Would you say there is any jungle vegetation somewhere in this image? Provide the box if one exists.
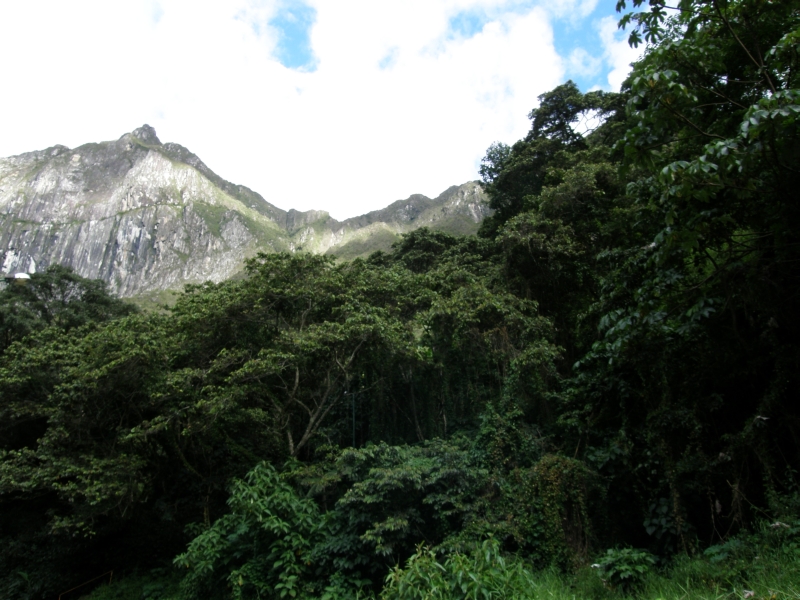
[2,0,799,597]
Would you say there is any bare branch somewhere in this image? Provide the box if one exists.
[664,103,726,139]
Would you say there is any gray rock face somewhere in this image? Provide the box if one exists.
[0,126,490,297]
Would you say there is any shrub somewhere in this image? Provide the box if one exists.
[381,538,537,599]
[174,462,322,599]
[592,547,656,590]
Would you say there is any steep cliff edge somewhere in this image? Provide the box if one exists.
[0,126,490,297]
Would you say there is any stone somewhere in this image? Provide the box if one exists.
[0,126,491,298]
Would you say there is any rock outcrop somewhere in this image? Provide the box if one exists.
[0,126,490,297]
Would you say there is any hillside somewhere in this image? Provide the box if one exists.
[2,0,800,597]
[0,126,489,296]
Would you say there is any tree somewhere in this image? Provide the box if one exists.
[565,0,800,550]
[0,264,136,352]
[479,81,624,235]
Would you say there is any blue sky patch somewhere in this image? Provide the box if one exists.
[378,47,399,70]
[552,13,606,91]
[442,2,618,91]
[150,1,164,25]
[269,1,317,71]
[447,9,491,39]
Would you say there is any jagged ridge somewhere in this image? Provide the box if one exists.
[0,126,490,297]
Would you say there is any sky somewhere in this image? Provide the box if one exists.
[0,0,641,220]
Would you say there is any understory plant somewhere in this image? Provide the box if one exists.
[381,538,537,600]
[174,461,323,599]
[592,547,657,591]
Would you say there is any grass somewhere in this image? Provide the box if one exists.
[559,554,800,600]
[82,562,800,600]
[81,570,180,600]
[83,528,800,600]
[529,527,800,600]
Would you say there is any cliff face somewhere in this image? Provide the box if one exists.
[321,182,491,260]
[0,126,490,297]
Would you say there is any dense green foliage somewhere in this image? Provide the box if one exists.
[84,521,800,600]
[0,264,137,352]
[381,539,537,599]
[2,0,799,597]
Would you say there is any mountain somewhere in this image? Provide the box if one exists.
[0,126,490,297]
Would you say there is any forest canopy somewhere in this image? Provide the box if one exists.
[2,0,799,598]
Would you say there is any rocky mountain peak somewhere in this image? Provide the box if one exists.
[131,124,162,146]
[0,128,490,299]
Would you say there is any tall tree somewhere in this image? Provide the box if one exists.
[0,265,136,352]
[566,0,800,550]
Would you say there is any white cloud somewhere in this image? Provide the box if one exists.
[0,1,629,220]
[598,15,643,91]
[567,47,603,78]
[544,0,600,20]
